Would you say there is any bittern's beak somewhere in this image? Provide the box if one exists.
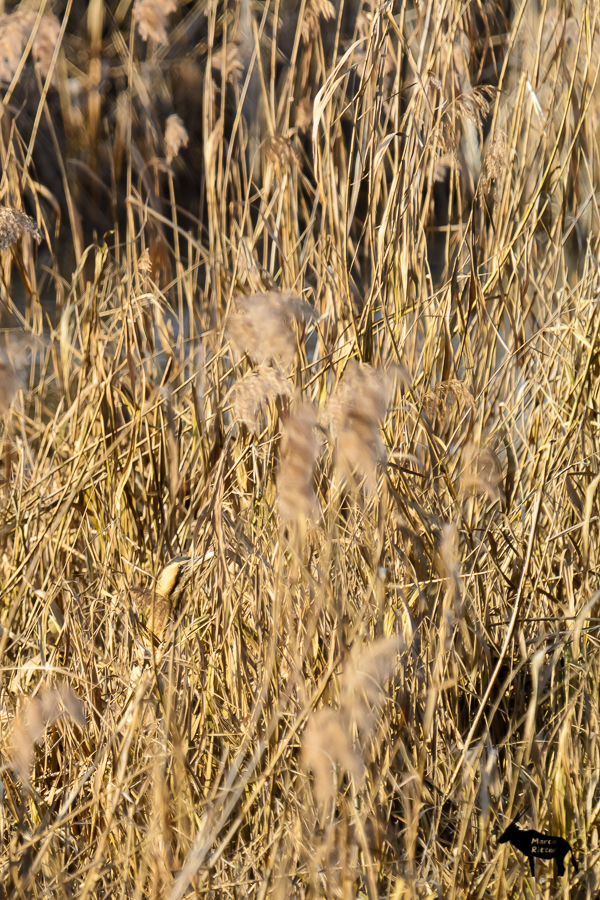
[179,546,214,582]
[186,546,215,570]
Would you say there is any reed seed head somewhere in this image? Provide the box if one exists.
[301,0,336,41]
[165,113,189,164]
[460,443,503,502]
[264,135,301,170]
[295,97,313,132]
[231,365,293,432]
[133,0,177,45]
[0,206,43,250]
[340,635,402,738]
[0,11,60,84]
[11,687,84,784]
[302,708,365,805]
[211,43,245,83]
[325,360,388,492]
[228,291,313,368]
[482,128,507,187]
[277,402,321,523]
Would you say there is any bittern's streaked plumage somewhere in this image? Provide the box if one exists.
[129,553,209,652]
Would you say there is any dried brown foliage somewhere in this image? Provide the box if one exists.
[0,0,599,897]
[455,86,497,129]
[426,379,475,424]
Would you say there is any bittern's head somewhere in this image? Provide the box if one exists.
[156,555,204,599]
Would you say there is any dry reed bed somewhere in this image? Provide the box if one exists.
[0,0,599,898]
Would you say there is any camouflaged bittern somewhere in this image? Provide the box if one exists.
[129,554,208,652]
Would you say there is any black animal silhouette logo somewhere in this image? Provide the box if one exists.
[498,809,578,878]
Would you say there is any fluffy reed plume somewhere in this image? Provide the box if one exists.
[11,686,84,784]
[0,11,60,84]
[427,71,443,93]
[0,331,46,415]
[425,378,475,424]
[325,361,388,492]
[301,0,336,41]
[137,247,152,275]
[211,43,245,83]
[295,97,313,132]
[230,365,293,432]
[302,708,365,805]
[454,86,497,129]
[0,13,29,83]
[482,128,506,188]
[228,291,313,368]
[277,402,321,523]
[479,742,499,821]
[133,0,177,45]
[303,636,401,805]
[0,206,43,250]
[439,522,459,577]
[148,756,175,883]
[460,444,503,502]
[439,522,460,601]
[164,114,189,164]
[340,635,403,738]
[0,354,27,415]
[32,13,61,81]
[264,135,301,170]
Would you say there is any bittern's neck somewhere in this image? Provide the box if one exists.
[156,568,181,598]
